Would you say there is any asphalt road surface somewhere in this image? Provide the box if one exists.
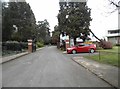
[2,46,112,87]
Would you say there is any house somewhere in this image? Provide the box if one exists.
[107,29,120,45]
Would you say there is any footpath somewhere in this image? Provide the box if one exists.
[72,56,119,89]
[1,48,43,64]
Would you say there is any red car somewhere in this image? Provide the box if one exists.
[67,43,96,54]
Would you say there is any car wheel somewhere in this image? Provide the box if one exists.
[90,49,95,53]
[72,50,77,54]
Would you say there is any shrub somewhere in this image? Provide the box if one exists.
[99,40,113,49]
[2,41,28,51]
[3,41,21,51]
[116,44,120,46]
[37,41,44,48]
[20,42,28,49]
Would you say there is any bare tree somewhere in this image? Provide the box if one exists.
[108,0,120,13]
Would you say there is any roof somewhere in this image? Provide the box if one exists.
[108,29,120,32]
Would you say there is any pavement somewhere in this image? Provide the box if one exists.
[72,56,119,89]
[2,46,112,87]
[1,47,43,64]
[1,46,119,88]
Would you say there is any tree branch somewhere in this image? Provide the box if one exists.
[110,1,120,7]
[108,0,120,8]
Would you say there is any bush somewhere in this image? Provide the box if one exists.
[2,41,20,51]
[99,40,113,49]
[37,41,44,48]
[2,41,28,51]
[20,42,28,49]
[116,44,120,46]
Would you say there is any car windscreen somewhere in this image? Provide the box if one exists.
[77,44,90,47]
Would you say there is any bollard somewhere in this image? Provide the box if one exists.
[66,39,69,50]
[28,39,33,53]
[65,35,70,50]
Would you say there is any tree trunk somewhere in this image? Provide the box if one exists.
[74,37,77,45]
[89,29,101,42]
[88,29,113,49]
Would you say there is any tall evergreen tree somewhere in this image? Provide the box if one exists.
[58,1,92,44]
[37,19,51,44]
[2,1,36,42]
[51,25,60,44]
[0,0,2,42]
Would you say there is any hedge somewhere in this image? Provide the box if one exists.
[2,41,28,51]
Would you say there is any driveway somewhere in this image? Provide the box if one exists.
[66,51,98,58]
[2,46,112,87]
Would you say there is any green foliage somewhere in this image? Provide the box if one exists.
[84,46,119,67]
[2,2,36,42]
[84,52,119,67]
[37,19,51,44]
[0,1,2,38]
[51,25,60,44]
[57,2,92,43]
[97,46,119,53]
[36,41,44,48]
[2,41,28,56]
[20,42,28,49]
[116,44,120,46]
[36,37,44,48]
[2,41,28,51]
[52,25,60,38]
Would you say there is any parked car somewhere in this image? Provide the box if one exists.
[67,43,96,54]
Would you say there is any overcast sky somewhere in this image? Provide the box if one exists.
[26,0,59,31]
[24,0,118,39]
[87,0,118,39]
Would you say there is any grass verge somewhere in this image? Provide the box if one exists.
[84,46,119,67]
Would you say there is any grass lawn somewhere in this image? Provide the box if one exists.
[97,46,119,53]
[84,46,119,67]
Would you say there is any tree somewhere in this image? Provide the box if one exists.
[2,2,13,41]
[2,1,37,42]
[107,0,120,13]
[57,1,92,44]
[57,1,113,49]
[108,0,120,8]
[51,25,60,45]
[0,0,2,42]
[37,19,51,44]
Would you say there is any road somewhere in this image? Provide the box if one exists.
[2,46,112,87]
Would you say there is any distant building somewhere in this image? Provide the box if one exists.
[9,0,25,2]
[59,0,86,2]
[107,29,120,45]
